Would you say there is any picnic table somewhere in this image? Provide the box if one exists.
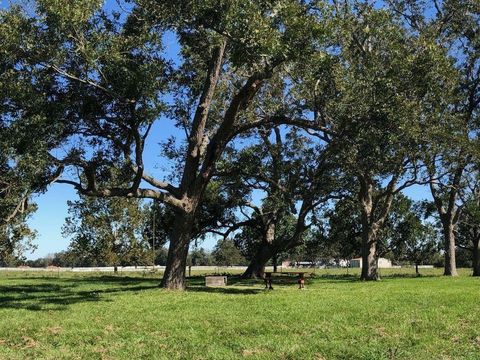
[264,271,309,290]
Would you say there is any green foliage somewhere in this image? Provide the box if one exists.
[223,125,339,269]
[62,196,152,266]
[1,0,170,190]
[389,201,440,268]
[0,220,36,266]
[330,7,452,178]
[236,213,298,260]
[144,180,239,244]
[456,184,480,255]
[187,246,213,266]
[139,0,324,67]
[321,197,363,261]
[212,238,246,266]
[318,194,442,267]
[287,227,329,265]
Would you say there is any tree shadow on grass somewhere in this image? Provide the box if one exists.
[310,274,361,283]
[62,275,163,287]
[187,286,263,295]
[185,275,261,294]
[5,274,162,284]
[307,272,439,283]
[0,278,159,312]
[186,274,310,294]
[187,274,277,287]
[380,273,439,279]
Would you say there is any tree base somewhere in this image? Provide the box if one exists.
[443,270,458,277]
[240,271,264,280]
[160,275,187,290]
[360,274,380,281]
[160,280,186,290]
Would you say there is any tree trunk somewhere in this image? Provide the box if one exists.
[273,254,278,273]
[242,220,276,279]
[241,244,274,279]
[160,214,194,290]
[360,227,379,281]
[358,175,380,281]
[442,219,458,276]
[472,237,480,277]
[415,263,419,276]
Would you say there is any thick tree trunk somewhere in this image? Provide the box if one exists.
[242,221,276,279]
[441,219,458,276]
[358,175,380,281]
[429,162,466,277]
[472,238,480,277]
[160,214,194,290]
[241,244,274,279]
[360,227,379,281]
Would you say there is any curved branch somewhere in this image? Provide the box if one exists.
[230,115,336,142]
[55,179,186,210]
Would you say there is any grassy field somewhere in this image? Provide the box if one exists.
[0,268,479,360]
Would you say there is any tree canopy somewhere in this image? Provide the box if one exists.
[1,0,479,287]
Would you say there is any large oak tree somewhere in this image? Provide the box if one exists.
[2,0,330,289]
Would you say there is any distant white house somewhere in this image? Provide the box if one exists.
[349,257,392,268]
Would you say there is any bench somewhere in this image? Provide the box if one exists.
[264,272,308,290]
[205,276,227,287]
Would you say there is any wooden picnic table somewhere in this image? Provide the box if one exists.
[264,271,310,290]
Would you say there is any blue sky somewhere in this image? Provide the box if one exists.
[3,0,434,259]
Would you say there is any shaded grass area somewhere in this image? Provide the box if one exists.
[0,269,479,359]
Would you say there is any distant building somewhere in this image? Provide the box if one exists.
[282,260,319,268]
[349,257,392,268]
[282,259,350,268]
[295,261,316,268]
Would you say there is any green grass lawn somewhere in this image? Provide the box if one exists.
[0,268,479,359]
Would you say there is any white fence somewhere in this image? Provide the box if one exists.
[0,265,433,273]
[0,266,252,273]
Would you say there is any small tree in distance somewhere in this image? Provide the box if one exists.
[212,238,246,267]
[391,203,440,276]
[62,196,152,267]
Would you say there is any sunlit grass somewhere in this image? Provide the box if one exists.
[0,268,478,359]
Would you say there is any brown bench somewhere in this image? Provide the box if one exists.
[264,272,308,290]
